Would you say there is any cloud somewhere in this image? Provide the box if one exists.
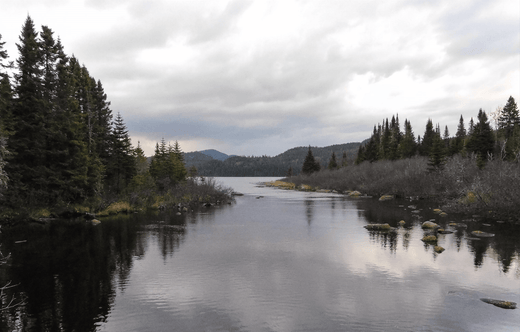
[1,0,518,156]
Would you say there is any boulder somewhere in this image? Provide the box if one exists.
[434,246,445,253]
[348,191,362,197]
[422,221,440,229]
[422,235,437,243]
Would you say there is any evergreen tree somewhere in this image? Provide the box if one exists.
[379,119,391,159]
[355,144,365,165]
[340,151,348,167]
[388,115,401,160]
[328,152,338,170]
[467,109,494,168]
[286,166,293,177]
[302,146,320,174]
[108,112,136,193]
[398,119,416,158]
[450,115,466,156]
[498,96,519,139]
[7,16,51,204]
[427,132,446,172]
[419,119,435,156]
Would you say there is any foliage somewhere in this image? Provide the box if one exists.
[301,146,321,174]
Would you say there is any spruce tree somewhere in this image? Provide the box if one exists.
[427,132,446,172]
[328,152,338,170]
[498,96,519,139]
[302,146,320,174]
[398,119,416,158]
[419,119,435,156]
[108,112,136,193]
[341,151,348,167]
[7,16,51,204]
[451,115,466,156]
[467,109,494,168]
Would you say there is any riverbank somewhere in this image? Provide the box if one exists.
[269,156,520,223]
[0,177,234,225]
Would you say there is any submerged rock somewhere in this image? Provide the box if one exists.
[449,222,468,228]
[422,221,440,229]
[379,194,394,201]
[364,223,395,231]
[480,298,517,309]
[422,235,437,243]
[471,230,495,238]
[437,229,454,234]
[434,246,445,253]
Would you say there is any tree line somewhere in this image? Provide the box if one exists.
[0,16,188,212]
[352,98,519,170]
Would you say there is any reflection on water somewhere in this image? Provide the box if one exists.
[0,177,519,332]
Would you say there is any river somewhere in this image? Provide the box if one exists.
[0,177,519,331]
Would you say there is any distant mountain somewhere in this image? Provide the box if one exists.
[184,142,363,177]
[199,149,233,161]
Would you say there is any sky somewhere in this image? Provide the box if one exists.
[1,0,519,157]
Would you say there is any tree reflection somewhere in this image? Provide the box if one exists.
[0,213,158,331]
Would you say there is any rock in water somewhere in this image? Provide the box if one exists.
[480,298,517,309]
[422,221,440,229]
[471,230,495,238]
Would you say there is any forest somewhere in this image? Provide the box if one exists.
[292,99,520,219]
[185,142,361,177]
[0,16,230,222]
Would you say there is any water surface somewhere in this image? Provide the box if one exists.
[0,177,519,331]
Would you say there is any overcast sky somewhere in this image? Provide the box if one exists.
[1,0,519,156]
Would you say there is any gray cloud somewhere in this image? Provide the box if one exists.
[1,0,518,156]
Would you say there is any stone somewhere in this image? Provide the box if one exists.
[422,221,440,229]
[480,298,517,309]
[471,230,495,238]
[364,223,395,231]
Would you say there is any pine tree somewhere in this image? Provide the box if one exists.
[427,132,446,172]
[398,119,416,158]
[7,16,51,204]
[498,96,519,139]
[302,146,320,174]
[341,151,348,167]
[419,119,435,156]
[467,109,494,168]
[328,152,338,170]
[450,115,466,156]
[108,112,136,193]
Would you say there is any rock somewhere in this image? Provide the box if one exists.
[364,223,395,231]
[256,196,264,199]
[433,209,442,214]
[449,222,467,228]
[422,235,437,243]
[471,230,495,238]
[348,191,362,197]
[480,298,517,309]
[408,205,417,209]
[91,219,101,225]
[399,220,406,225]
[437,229,454,234]
[434,246,445,253]
[379,195,394,201]
[411,210,421,214]
[439,212,448,217]
[422,221,440,229]
[482,223,491,227]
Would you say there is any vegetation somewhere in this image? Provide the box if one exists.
[0,17,231,222]
[286,99,520,220]
[185,143,361,176]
